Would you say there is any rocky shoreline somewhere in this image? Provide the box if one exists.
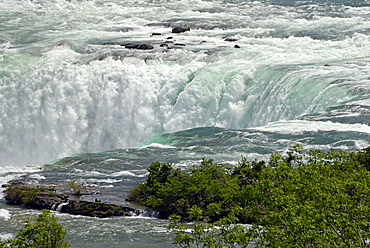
[2,181,144,218]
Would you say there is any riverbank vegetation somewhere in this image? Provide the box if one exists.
[129,145,370,247]
[0,210,70,248]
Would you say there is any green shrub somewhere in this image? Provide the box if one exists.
[0,209,70,248]
[131,146,370,247]
[68,180,85,196]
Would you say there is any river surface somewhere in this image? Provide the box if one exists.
[1,0,370,246]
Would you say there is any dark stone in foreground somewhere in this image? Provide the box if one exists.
[3,182,141,218]
[172,27,190,33]
[60,201,135,218]
[123,43,154,50]
[225,37,239,42]
[99,42,154,50]
[100,42,120,46]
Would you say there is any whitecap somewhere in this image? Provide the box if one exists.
[111,170,147,177]
[139,143,176,149]
[84,178,122,184]
[252,120,370,135]
[101,185,114,188]
[0,164,42,175]
[28,174,46,180]
[0,233,13,240]
[0,209,11,221]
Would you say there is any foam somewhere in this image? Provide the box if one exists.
[111,171,148,178]
[139,143,176,149]
[84,178,122,184]
[28,174,46,180]
[0,233,13,240]
[0,165,42,198]
[251,120,370,135]
[0,165,42,175]
[0,209,11,221]
[1,0,370,167]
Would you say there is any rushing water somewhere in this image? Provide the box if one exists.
[1,0,370,247]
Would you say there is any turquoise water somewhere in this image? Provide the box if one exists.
[1,0,370,246]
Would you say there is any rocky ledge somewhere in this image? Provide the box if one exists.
[2,181,142,218]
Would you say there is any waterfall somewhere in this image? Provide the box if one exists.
[140,209,160,218]
[56,201,70,212]
[0,49,351,167]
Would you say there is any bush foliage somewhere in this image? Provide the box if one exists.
[129,145,370,247]
[0,209,70,248]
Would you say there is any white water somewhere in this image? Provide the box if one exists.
[253,120,370,135]
[0,2,370,247]
[0,209,11,221]
[1,0,370,166]
[56,202,70,212]
[2,44,369,166]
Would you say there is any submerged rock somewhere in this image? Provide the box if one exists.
[122,43,154,50]
[224,37,239,42]
[3,181,142,218]
[100,42,120,46]
[172,27,190,33]
[100,42,154,50]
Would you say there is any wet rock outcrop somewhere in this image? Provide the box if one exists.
[3,181,141,218]
[172,26,190,33]
[99,42,154,50]
[123,43,154,50]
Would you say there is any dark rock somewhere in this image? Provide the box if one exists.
[174,43,186,46]
[225,38,239,42]
[3,181,142,218]
[4,183,67,210]
[234,45,241,48]
[151,33,162,36]
[122,43,136,48]
[160,43,169,47]
[172,27,190,33]
[324,64,330,67]
[60,200,136,218]
[100,42,120,46]
[109,27,133,32]
[167,46,184,50]
[136,44,154,50]
[167,36,173,39]
[122,43,154,50]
